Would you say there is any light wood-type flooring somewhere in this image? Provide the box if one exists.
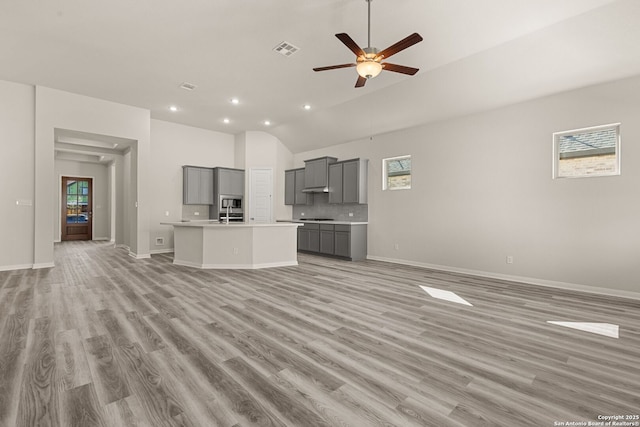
[1,241,639,426]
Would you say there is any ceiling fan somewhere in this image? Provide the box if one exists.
[313,0,423,88]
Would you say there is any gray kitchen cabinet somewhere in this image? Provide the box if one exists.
[183,166,214,205]
[285,168,311,205]
[294,168,311,205]
[308,227,320,252]
[334,226,351,257]
[215,167,244,195]
[298,223,319,252]
[328,158,368,204]
[328,163,343,204]
[284,170,295,205]
[304,156,337,189]
[297,226,309,251]
[297,222,367,261]
[319,224,335,254]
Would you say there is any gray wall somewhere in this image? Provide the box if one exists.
[294,74,640,296]
[0,81,35,269]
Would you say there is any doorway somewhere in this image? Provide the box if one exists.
[61,176,93,241]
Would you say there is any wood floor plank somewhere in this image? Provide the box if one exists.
[2,241,639,426]
[223,356,329,427]
[16,316,58,427]
[84,334,131,405]
[115,342,186,427]
[146,312,287,426]
[60,382,107,427]
[55,328,92,391]
[0,314,29,427]
[148,348,239,427]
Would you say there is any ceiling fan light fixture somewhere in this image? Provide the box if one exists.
[356,60,382,79]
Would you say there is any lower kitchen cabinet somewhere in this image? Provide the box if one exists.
[297,223,367,261]
[319,224,335,254]
[334,228,350,257]
[298,223,319,252]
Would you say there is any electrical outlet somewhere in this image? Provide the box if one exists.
[506,256,514,264]
[165,211,170,216]
[233,247,239,255]
[301,212,305,216]
[394,243,400,250]
[194,211,200,216]
[349,212,354,217]
[155,237,164,246]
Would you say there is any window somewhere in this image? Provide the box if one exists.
[553,123,620,179]
[383,155,411,190]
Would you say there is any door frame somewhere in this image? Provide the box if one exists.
[60,175,94,241]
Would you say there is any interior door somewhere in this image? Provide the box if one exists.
[62,177,93,241]
[249,168,272,223]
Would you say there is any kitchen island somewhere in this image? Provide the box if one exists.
[162,221,301,269]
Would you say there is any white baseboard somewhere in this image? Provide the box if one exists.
[32,262,55,269]
[173,259,298,270]
[93,237,110,241]
[367,255,640,301]
[150,248,174,255]
[0,263,33,272]
[128,251,151,260]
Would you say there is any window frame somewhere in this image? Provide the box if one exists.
[552,123,621,179]
[382,155,412,191]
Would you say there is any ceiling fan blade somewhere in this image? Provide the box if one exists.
[382,63,419,75]
[336,33,365,57]
[376,33,423,60]
[355,75,367,88]
[313,63,357,72]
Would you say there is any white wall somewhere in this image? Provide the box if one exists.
[149,119,235,252]
[34,86,151,264]
[235,131,294,221]
[54,160,110,241]
[294,75,640,296]
[0,81,35,270]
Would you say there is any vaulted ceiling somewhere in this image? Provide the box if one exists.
[2,0,639,154]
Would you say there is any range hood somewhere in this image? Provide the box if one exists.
[302,186,328,193]
[302,156,337,194]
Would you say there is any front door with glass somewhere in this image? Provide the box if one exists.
[61,177,93,241]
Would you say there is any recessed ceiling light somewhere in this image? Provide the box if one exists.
[230,98,239,105]
[263,120,271,126]
[180,82,197,91]
[303,104,311,111]
[223,118,230,124]
[169,105,178,112]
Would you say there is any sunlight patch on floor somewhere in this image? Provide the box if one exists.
[420,286,473,306]
[547,321,619,338]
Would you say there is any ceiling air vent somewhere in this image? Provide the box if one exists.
[180,82,197,91]
[273,41,300,57]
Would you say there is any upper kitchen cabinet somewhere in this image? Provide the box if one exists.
[328,158,368,204]
[285,168,312,205]
[304,156,337,191]
[214,167,244,196]
[183,166,214,205]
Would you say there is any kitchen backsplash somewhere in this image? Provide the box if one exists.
[182,204,210,221]
[292,193,368,221]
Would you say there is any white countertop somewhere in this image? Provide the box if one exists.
[279,219,369,225]
[162,221,301,228]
